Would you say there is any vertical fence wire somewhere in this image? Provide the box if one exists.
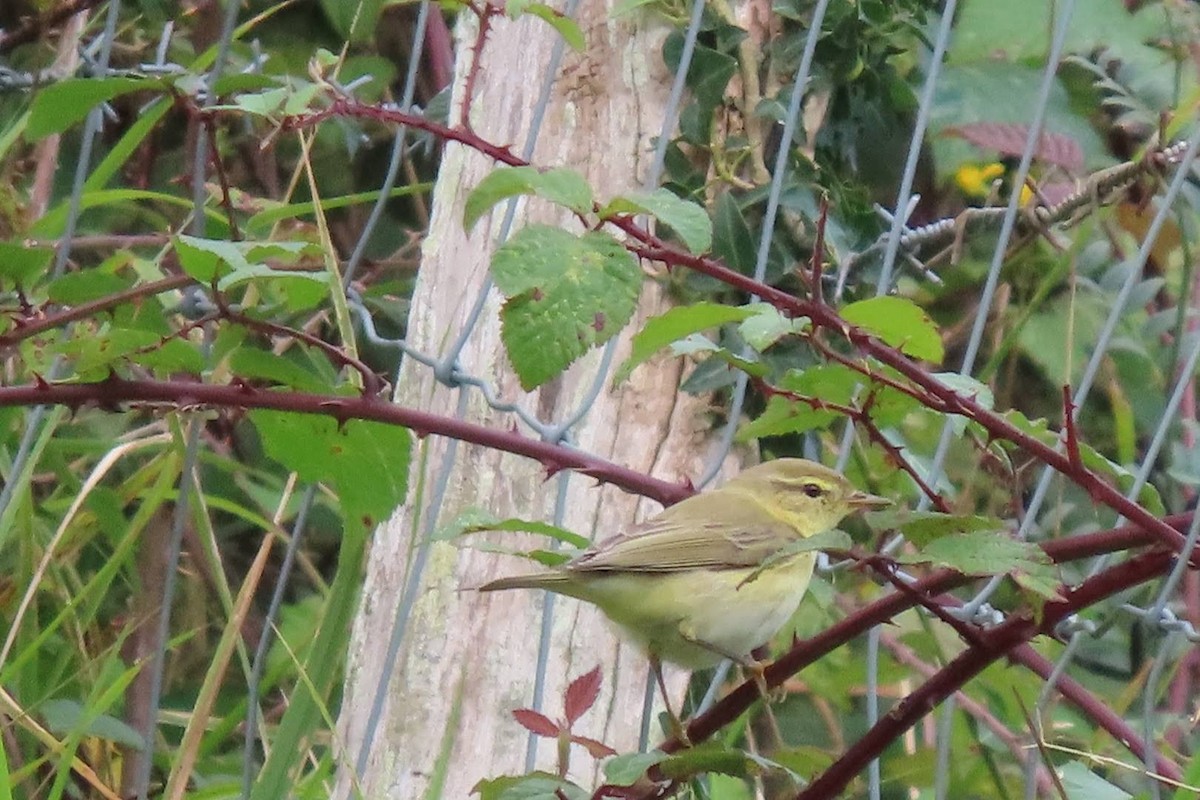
[833,4,960,792]
[135,0,245,796]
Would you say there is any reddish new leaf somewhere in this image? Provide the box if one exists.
[571,734,617,759]
[563,665,603,725]
[512,708,560,737]
[944,123,1084,173]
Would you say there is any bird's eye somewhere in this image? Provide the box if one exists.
[802,483,824,498]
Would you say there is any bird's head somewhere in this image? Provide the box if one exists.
[731,458,889,536]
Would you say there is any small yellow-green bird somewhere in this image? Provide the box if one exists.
[479,458,887,733]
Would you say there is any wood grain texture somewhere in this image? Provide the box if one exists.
[334,3,743,798]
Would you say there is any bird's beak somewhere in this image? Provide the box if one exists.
[847,490,890,510]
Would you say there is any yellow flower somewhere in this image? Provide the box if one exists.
[955,162,1035,205]
[954,162,1005,198]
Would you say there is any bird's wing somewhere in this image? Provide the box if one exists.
[568,492,795,573]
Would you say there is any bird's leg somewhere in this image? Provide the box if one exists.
[748,644,789,704]
[741,658,772,702]
[650,655,691,746]
[678,631,772,700]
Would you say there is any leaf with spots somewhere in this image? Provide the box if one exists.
[492,225,642,390]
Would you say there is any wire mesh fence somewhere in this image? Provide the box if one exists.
[2,0,1200,799]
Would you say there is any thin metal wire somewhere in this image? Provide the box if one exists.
[1022,632,1087,800]
[922,0,1079,514]
[341,2,432,286]
[437,0,583,380]
[133,401,206,800]
[865,625,881,800]
[134,0,243,795]
[353,390,468,778]
[243,484,316,799]
[1013,128,1200,799]
[831,7,959,794]
[870,0,959,297]
[1140,628,1180,800]
[933,695,956,800]
[526,470,574,769]
[10,2,1200,796]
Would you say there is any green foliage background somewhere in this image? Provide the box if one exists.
[2,0,1200,798]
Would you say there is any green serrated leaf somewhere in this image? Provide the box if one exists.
[175,237,324,310]
[600,188,712,254]
[663,37,737,113]
[28,77,155,140]
[604,751,667,786]
[738,303,808,351]
[319,0,384,42]
[250,411,410,532]
[46,271,135,304]
[472,772,588,800]
[60,328,160,377]
[841,296,943,363]
[897,529,1056,583]
[133,338,205,374]
[492,225,641,389]
[669,335,766,377]
[518,3,585,50]
[778,364,859,403]
[0,242,54,286]
[615,301,757,383]
[1057,761,1133,800]
[1012,565,1064,604]
[736,396,838,442]
[464,167,594,232]
[865,510,1007,547]
[932,372,994,409]
[175,236,251,281]
[217,263,329,312]
[931,372,995,434]
[712,191,756,275]
[659,742,763,781]
[225,82,322,118]
[229,348,334,392]
[1001,409,1165,515]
